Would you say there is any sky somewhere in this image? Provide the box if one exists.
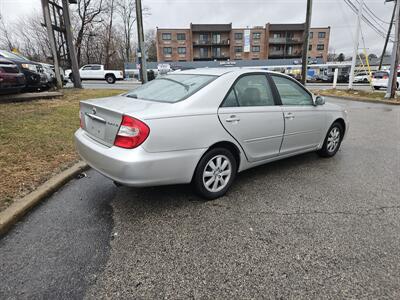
[0,0,395,56]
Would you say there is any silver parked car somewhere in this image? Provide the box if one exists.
[75,68,348,199]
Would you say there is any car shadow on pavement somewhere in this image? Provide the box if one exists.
[112,151,328,214]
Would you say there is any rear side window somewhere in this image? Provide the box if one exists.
[222,74,275,107]
[271,75,313,106]
[125,74,217,103]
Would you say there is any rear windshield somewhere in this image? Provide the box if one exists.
[374,71,388,78]
[125,74,217,103]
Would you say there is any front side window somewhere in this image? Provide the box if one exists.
[222,74,275,107]
[177,33,186,40]
[82,66,92,70]
[163,47,172,55]
[125,74,217,103]
[162,33,171,40]
[271,75,313,105]
[252,46,260,52]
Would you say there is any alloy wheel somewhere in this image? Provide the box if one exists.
[202,154,232,193]
[327,127,340,152]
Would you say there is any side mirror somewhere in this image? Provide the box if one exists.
[314,95,325,106]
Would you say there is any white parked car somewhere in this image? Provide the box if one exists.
[65,64,123,84]
[353,71,372,83]
[75,68,348,199]
[372,71,400,90]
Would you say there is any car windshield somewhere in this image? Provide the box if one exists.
[0,50,28,61]
[125,74,217,103]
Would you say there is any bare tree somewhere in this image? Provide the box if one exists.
[117,0,149,63]
[0,12,17,51]
[104,0,116,68]
[145,29,157,62]
[74,0,105,65]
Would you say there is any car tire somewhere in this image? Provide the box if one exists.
[105,74,116,84]
[317,122,344,158]
[373,86,380,90]
[192,148,237,200]
[363,78,368,83]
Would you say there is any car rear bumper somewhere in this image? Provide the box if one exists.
[75,128,206,187]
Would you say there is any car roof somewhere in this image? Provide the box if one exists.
[172,67,269,76]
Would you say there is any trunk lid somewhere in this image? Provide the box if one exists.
[80,95,172,146]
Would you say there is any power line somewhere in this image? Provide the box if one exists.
[345,0,388,35]
[344,0,390,40]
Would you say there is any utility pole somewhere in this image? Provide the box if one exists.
[349,0,363,89]
[385,0,400,99]
[41,0,63,89]
[301,0,313,85]
[135,0,148,83]
[61,0,82,88]
[379,0,396,70]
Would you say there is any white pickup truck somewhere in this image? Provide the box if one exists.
[65,64,123,84]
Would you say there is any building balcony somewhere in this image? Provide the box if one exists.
[193,40,230,46]
[193,55,230,61]
[269,37,303,44]
[268,50,302,58]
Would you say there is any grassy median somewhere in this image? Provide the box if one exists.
[0,88,126,212]
[312,88,400,104]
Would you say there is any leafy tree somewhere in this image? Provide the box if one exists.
[337,53,345,62]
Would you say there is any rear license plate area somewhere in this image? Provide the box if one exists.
[85,116,106,140]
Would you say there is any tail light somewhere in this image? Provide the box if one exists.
[383,75,388,79]
[114,115,150,149]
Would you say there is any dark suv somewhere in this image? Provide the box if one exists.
[0,57,26,94]
[0,50,47,91]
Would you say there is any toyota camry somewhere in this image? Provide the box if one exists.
[75,68,348,199]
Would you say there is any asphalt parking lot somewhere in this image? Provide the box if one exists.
[0,98,399,299]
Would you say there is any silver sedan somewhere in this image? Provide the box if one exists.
[75,68,348,199]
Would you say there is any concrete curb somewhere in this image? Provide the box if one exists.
[0,161,88,236]
[318,93,400,105]
[0,91,63,104]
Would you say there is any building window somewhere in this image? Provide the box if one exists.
[162,33,171,40]
[212,47,221,57]
[163,47,172,55]
[235,32,243,40]
[235,46,242,53]
[317,44,324,50]
[253,32,261,39]
[273,45,282,51]
[318,32,326,39]
[309,44,312,51]
[273,33,282,38]
[178,47,186,54]
[252,46,260,52]
[199,34,209,43]
[177,33,186,40]
[309,32,313,39]
[199,47,208,58]
[286,32,294,38]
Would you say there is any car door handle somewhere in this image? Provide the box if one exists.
[284,113,295,120]
[225,115,240,123]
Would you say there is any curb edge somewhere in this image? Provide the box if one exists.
[0,161,88,236]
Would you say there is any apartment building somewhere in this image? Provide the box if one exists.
[309,27,331,62]
[156,23,330,63]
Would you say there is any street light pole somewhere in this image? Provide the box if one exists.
[135,0,148,83]
[41,0,63,89]
[301,0,313,85]
[385,0,400,99]
[348,0,363,90]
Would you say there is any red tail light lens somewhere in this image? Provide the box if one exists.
[383,75,388,79]
[114,115,150,149]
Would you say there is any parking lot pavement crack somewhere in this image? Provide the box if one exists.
[248,205,400,218]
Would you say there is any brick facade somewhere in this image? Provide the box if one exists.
[156,24,330,63]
